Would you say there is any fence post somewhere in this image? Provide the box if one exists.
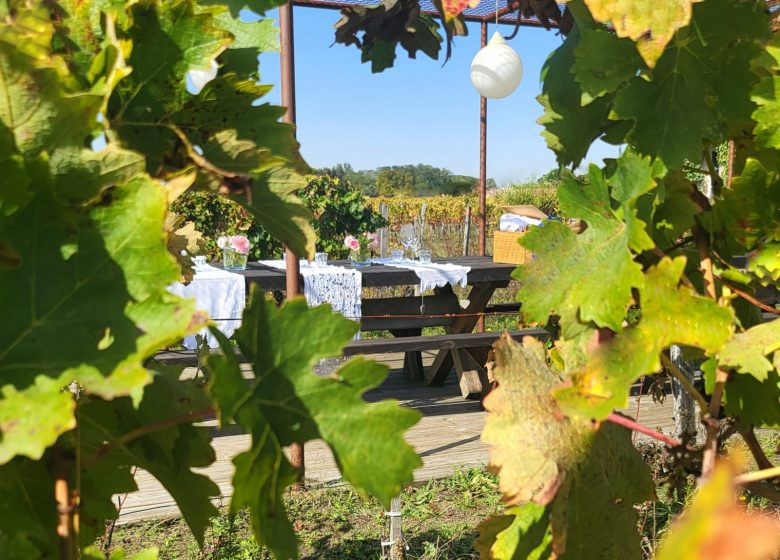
[382,495,404,559]
[463,206,472,257]
[379,202,389,258]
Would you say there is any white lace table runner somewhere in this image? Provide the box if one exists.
[168,264,246,349]
[371,258,471,292]
[258,260,362,323]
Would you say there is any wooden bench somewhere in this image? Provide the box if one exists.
[343,328,549,399]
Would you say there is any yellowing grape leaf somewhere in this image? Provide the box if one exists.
[581,0,700,68]
[482,335,587,504]
[476,503,552,560]
[516,154,657,333]
[555,257,734,420]
[719,319,780,381]
[482,336,655,558]
[752,38,780,151]
[654,458,780,560]
[208,297,421,559]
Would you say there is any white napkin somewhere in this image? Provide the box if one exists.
[499,213,543,232]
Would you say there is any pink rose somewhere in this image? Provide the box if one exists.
[344,235,359,251]
[230,235,251,254]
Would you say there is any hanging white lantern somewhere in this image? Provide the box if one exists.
[470,31,523,99]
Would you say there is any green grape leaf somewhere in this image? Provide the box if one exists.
[720,369,780,429]
[612,0,768,168]
[212,11,278,51]
[752,38,780,150]
[208,298,421,559]
[50,144,146,204]
[651,171,700,247]
[582,0,698,68]
[79,371,218,546]
[516,154,657,332]
[482,336,654,558]
[83,546,160,560]
[0,458,58,559]
[555,257,734,420]
[0,173,203,461]
[537,20,613,168]
[572,28,643,105]
[475,503,552,560]
[201,0,288,16]
[654,458,780,560]
[748,241,780,285]
[718,319,780,381]
[0,377,75,464]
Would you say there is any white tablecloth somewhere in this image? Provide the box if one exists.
[168,264,245,349]
[371,258,471,292]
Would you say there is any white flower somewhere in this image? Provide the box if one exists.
[217,236,229,249]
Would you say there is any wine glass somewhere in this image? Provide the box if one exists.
[399,224,416,259]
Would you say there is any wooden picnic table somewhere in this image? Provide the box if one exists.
[233,256,518,389]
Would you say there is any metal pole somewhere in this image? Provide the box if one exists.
[477,21,488,334]
[279,0,305,484]
[478,21,488,258]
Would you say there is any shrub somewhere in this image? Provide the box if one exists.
[171,175,387,261]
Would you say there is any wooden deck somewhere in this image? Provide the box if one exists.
[118,351,677,524]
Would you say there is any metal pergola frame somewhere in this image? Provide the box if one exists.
[277,0,555,477]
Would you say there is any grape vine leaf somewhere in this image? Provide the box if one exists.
[83,546,160,560]
[572,28,643,105]
[208,297,421,559]
[555,257,734,420]
[581,0,699,68]
[612,0,768,169]
[704,360,780,429]
[78,370,219,547]
[654,457,780,560]
[0,175,203,462]
[752,37,780,151]
[475,503,552,560]
[0,377,75,464]
[537,16,613,168]
[718,319,780,381]
[482,335,655,558]
[516,154,657,333]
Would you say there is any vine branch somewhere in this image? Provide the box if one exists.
[740,427,775,470]
[83,407,214,469]
[719,279,780,315]
[735,466,780,485]
[606,413,683,448]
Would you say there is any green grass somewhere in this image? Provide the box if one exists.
[102,467,504,560]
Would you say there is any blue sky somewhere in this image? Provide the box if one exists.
[255,9,621,185]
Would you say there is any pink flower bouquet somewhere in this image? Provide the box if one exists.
[344,232,377,266]
[218,235,251,271]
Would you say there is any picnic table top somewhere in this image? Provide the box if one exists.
[231,256,517,290]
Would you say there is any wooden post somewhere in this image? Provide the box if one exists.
[279,0,304,485]
[463,206,472,257]
[382,496,404,559]
[379,202,389,257]
[419,202,427,251]
[478,20,488,258]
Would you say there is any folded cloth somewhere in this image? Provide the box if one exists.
[168,264,246,349]
[259,260,362,323]
[499,213,543,232]
[371,258,470,292]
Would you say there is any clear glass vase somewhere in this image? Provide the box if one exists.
[350,249,371,268]
[223,248,248,271]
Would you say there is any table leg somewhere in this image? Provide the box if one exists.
[426,282,504,386]
[451,348,490,400]
[390,328,424,381]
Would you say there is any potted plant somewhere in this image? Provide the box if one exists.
[344,232,377,267]
[218,234,251,271]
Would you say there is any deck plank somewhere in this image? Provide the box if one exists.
[117,351,676,525]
